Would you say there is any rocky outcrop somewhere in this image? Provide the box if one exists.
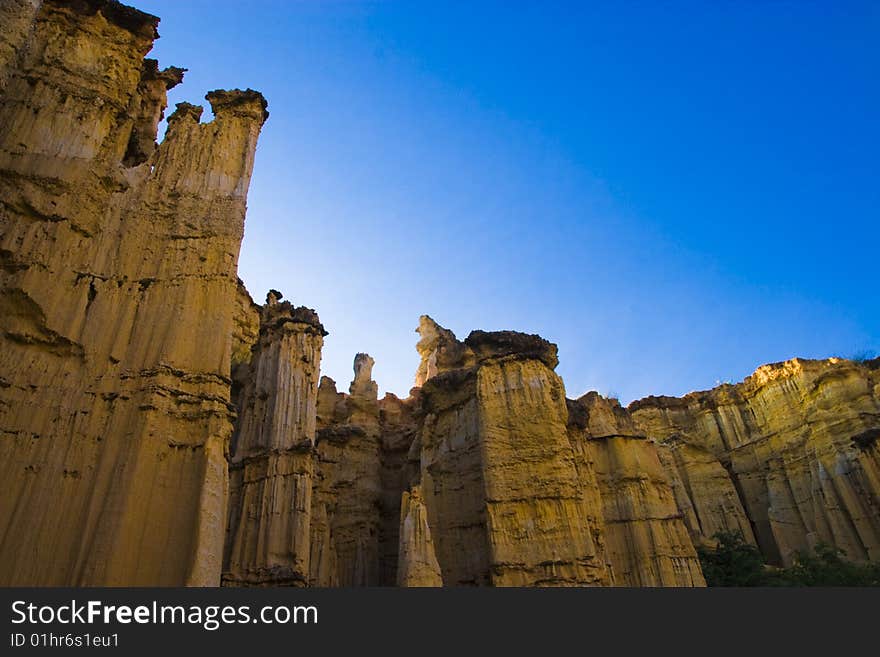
[309,359,427,587]
[0,0,40,91]
[656,438,757,551]
[0,0,267,585]
[566,393,706,586]
[309,354,384,586]
[410,324,613,586]
[2,0,877,589]
[231,278,259,369]
[414,315,472,386]
[583,435,706,586]
[396,485,443,586]
[630,357,880,566]
[223,295,325,586]
[376,391,423,584]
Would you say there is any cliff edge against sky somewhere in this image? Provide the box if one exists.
[0,0,877,587]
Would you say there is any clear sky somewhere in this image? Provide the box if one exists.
[138,0,878,403]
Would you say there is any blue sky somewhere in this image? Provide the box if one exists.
[138,0,878,403]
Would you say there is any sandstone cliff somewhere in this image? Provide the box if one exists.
[309,354,384,586]
[566,393,705,586]
[224,294,325,586]
[0,0,267,585]
[1,0,877,588]
[629,357,880,566]
[391,321,707,586]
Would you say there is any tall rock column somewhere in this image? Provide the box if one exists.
[413,321,611,586]
[309,353,383,585]
[0,0,267,585]
[416,363,491,585]
[468,331,610,586]
[397,485,443,586]
[224,296,326,586]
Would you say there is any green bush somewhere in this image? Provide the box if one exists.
[697,530,766,586]
[697,530,880,587]
[766,543,880,586]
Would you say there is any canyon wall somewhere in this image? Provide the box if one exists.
[224,312,880,586]
[0,0,266,585]
[223,295,325,586]
[218,312,712,587]
[629,358,880,566]
[382,319,706,586]
[566,393,705,586]
[418,328,612,586]
[1,0,877,587]
[309,354,384,586]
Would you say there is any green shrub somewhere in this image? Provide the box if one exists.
[697,530,766,586]
[765,543,880,586]
[697,530,880,587]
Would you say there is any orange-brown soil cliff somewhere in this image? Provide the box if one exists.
[0,0,877,587]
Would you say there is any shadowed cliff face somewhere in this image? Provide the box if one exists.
[224,295,325,587]
[0,0,267,585]
[1,0,877,588]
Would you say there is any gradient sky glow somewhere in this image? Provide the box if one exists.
[137,0,878,403]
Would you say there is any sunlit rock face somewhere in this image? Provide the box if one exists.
[414,314,473,387]
[405,323,614,586]
[0,0,267,585]
[396,485,443,586]
[1,0,877,589]
[629,357,880,566]
[565,393,706,586]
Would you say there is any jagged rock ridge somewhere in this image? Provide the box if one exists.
[0,0,877,587]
